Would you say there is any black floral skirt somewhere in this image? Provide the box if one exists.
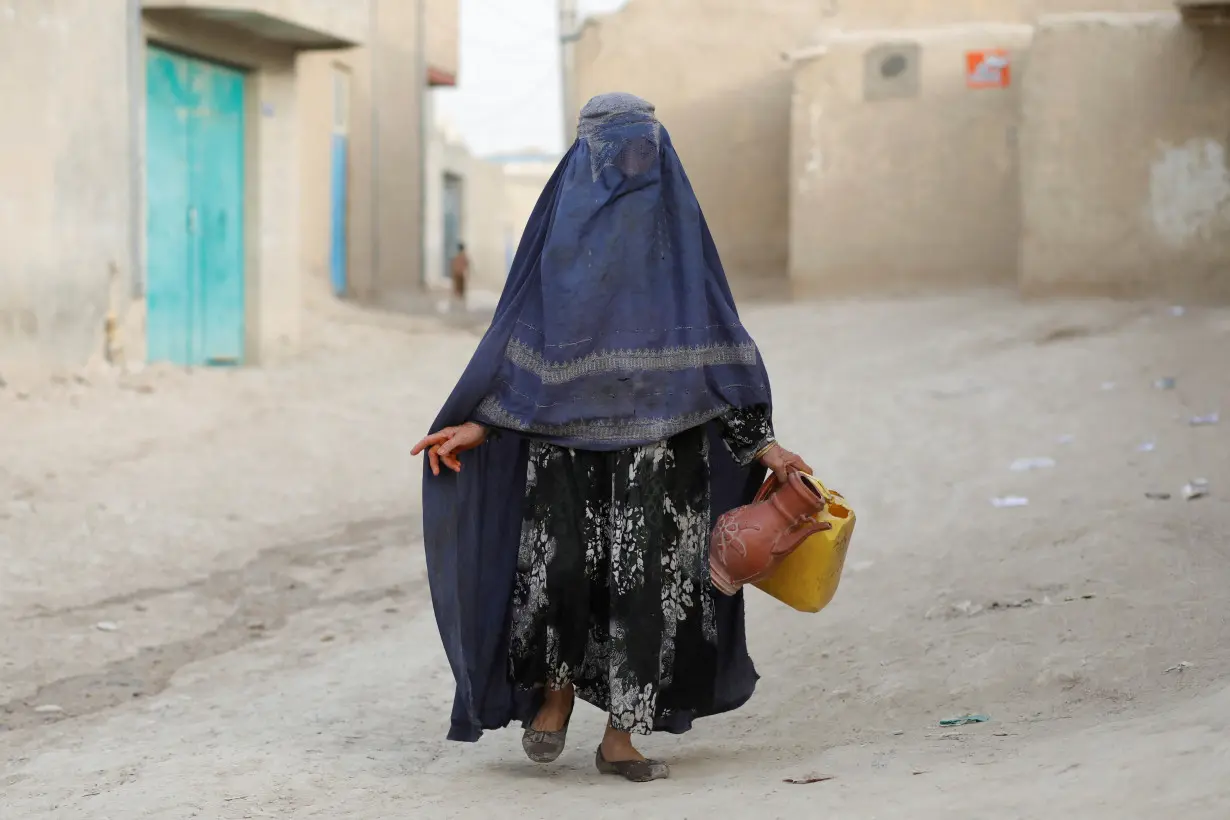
[507,425,720,734]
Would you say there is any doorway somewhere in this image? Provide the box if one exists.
[145,45,246,366]
[442,173,464,281]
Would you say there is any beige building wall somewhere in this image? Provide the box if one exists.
[1032,0,1171,13]
[421,147,561,304]
[369,0,426,310]
[142,0,368,42]
[789,24,1033,295]
[299,0,452,311]
[425,0,459,82]
[298,47,373,305]
[574,0,833,288]
[422,96,457,290]
[1019,12,1230,301]
[455,156,508,295]
[501,159,558,261]
[0,0,376,373]
[578,0,1179,295]
[573,0,1035,289]
[0,0,134,373]
[421,103,508,298]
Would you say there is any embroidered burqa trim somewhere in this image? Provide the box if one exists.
[504,337,759,385]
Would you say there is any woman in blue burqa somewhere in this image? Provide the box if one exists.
[412,93,809,783]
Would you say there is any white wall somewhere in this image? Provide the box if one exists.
[1019,12,1230,300]
[789,24,1032,295]
[422,95,542,302]
[0,0,134,373]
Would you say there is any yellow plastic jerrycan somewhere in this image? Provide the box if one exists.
[752,473,856,613]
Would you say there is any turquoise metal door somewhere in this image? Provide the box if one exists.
[329,67,349,297]
[192,59,245,365]
[145,46,245,366]
[145,49,192,365]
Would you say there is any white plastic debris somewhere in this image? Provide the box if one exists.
[1189,413,1220,427]
[1170,306,1186,317]
[953,600,982,616]
[991,496,1030,508]
[1164,662,1192,674]
[1010,457,1056,472]
[1137,441,1156,453]
[34,704,64,714]
[1100,382,1117,391]
[95,621,119,632]
[1183,479,1209,501]
[1057,434,1075,445]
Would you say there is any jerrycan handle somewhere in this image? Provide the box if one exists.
[797,472,836,504]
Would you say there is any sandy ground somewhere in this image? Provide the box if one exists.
[2,292,1229,819]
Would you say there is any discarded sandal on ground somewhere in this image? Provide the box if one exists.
[595,746,670,782]
[522,706,573,763]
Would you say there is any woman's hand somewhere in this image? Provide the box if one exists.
[411,422,489,476]
[758,443,813,483]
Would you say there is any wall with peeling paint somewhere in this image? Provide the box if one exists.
[0,0,134,372]
[577,0,1188,297]
[1019,12,1230,300]
[789,24,1033,294]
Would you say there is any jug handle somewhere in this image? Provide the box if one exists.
[754,470,836,505]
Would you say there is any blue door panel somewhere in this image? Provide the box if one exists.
[192,60,246,365]
[145,46,245,366]
[145,49,193,365]
[329,133,348,297]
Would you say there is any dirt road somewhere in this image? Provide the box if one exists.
[2,293,1228,818]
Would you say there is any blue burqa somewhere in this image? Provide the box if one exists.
[422,93,774,742]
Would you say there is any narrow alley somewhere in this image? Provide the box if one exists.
[3,294,1228,817]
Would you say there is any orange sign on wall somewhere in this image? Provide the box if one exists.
[966,50,1011,89]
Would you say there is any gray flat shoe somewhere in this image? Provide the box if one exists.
[522,708,573,763]
[594,746,670,782]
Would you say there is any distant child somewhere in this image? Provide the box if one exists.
[450,243,470,308]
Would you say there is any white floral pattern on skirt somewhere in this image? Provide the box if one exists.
[507,407,773,734]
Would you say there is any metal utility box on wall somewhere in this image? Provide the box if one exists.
[863,42,921,102]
